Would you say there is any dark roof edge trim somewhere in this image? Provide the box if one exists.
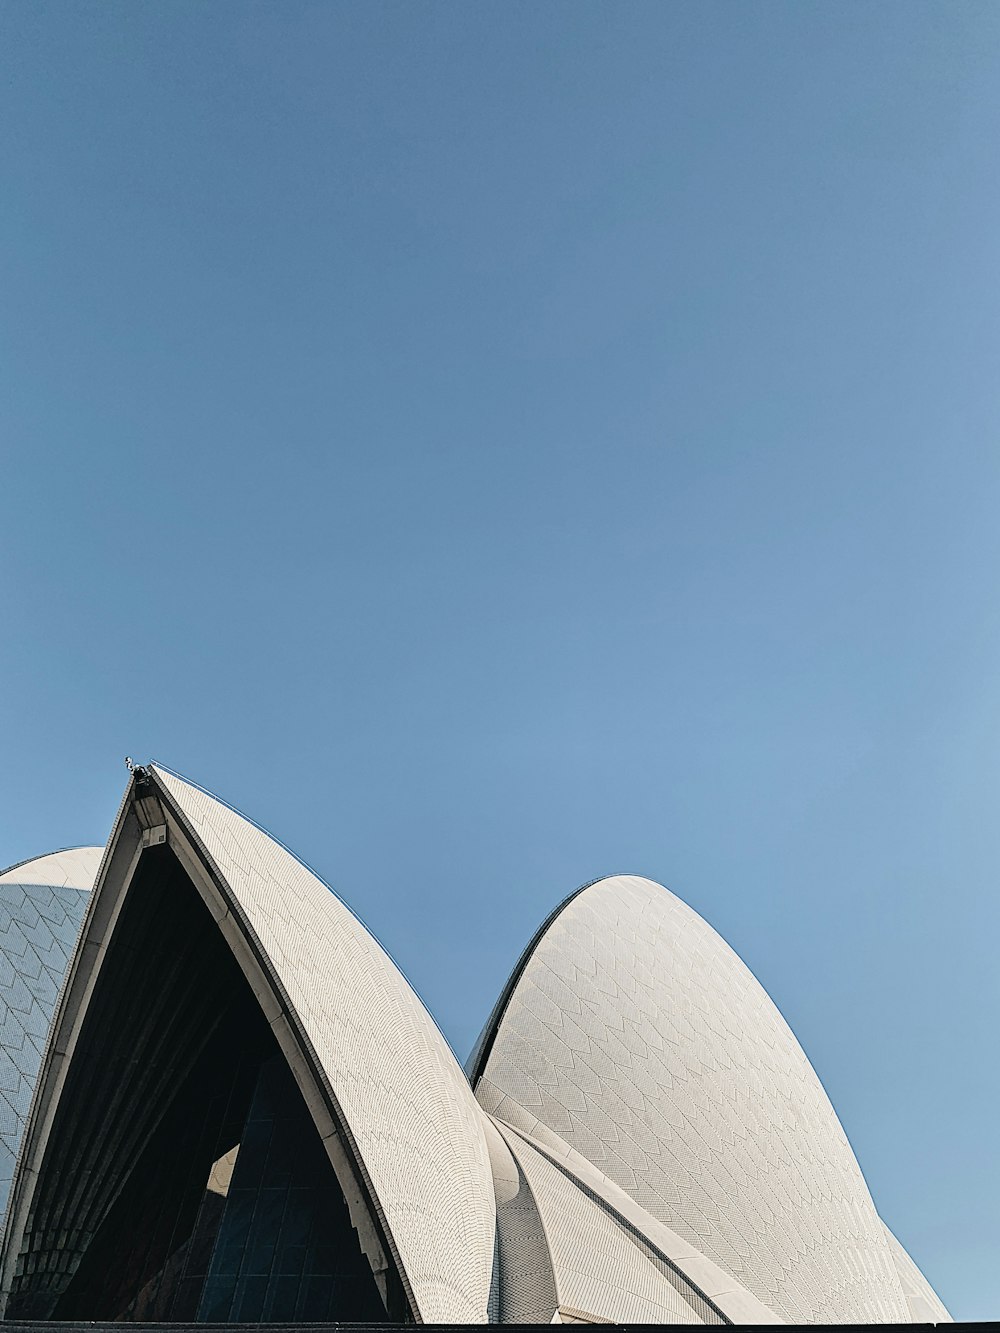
[465,874,621,1087]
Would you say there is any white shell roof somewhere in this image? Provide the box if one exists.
[491,1116,704,1325]
[473,874,926,1325]
[480,1100,783,1325]
[153,767,496,1324]
[0,847,99,1225]
[0,847,101,889]
[0,808,952,1326]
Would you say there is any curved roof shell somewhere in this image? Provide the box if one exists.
[485,1106,784,1325]
[1,770,495,1325]
[0,795,952,1325]
[0,847,99,1221]
[882,1224,952,1325]
[151,767,497,1324]
[471,873,928,1325]
[0,846,101,890]
[489,1115,704,1325]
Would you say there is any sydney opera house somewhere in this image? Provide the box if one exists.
[0,763,950,1326]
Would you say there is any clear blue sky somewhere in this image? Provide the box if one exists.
[2,2,997,1319]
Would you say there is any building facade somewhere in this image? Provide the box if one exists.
[0,765,950,1325]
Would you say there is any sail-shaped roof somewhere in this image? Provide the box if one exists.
[471,873,945,1325]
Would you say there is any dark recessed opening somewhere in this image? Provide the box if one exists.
[9,845,391,1324]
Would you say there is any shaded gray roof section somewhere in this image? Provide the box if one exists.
[0,847,100,1221]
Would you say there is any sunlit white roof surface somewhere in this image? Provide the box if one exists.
[0,846,99,1221]
[883,1223,953,1325]
[472,873,950,1325]
[491,1115,703,1325]
[152,767,496,1324]
[0,847,101,890]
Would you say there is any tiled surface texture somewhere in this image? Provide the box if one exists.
[0,848,102,890]
[479,1093,779,1326]
[482,1114,557,1323]
[0,798,952,1327]
[475,874,935,1325]
[882,1223,952,1325]
[492,1118,704,1325]
[153,768,496,1325]
[0,848,99,1222]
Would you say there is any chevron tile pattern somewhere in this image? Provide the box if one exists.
[0,848,100,1220]
[475,875,922,1325]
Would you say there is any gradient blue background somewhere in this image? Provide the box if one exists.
[2,3,996,1319]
